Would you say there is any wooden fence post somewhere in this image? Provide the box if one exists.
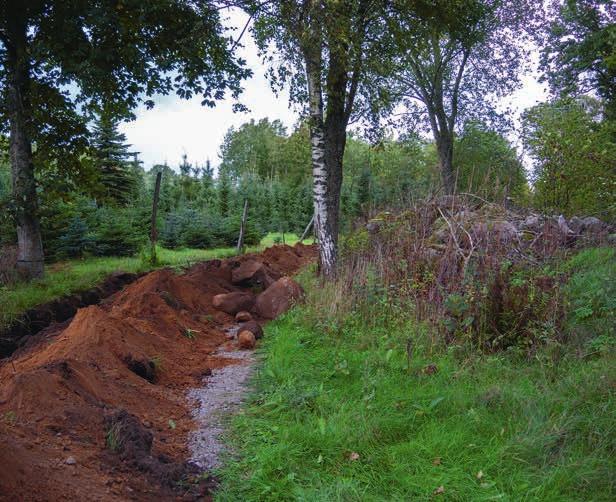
[237,198,249,254]
[299,214,315,242]
[150,171,162,262]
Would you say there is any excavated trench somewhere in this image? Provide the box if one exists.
[0,244,315,501]
[0,271,142,359]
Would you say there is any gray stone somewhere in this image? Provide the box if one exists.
[581,216,604,233]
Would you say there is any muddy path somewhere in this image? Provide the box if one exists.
[0,244,315,501]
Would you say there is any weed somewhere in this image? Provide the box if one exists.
[106,422,122,452]
[182,328,198,340]
[2,411,16,425]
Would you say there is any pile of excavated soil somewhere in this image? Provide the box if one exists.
[0,244,316,501]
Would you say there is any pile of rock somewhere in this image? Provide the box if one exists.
[212,258,304,350]
[366,199,614,256]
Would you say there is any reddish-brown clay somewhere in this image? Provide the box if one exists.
[0,243,316,501]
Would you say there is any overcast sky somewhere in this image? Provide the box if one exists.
[119,10,548,172]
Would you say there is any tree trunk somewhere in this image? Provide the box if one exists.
[6,15,45,279]
[304,49,338,277]
[436,133,455,195]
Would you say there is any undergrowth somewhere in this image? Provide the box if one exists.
[216,247,615,501]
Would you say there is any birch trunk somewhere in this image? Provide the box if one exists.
[304,50,337,277]
[6,16,45,279]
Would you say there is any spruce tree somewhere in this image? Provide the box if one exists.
[201,159,215,208]
[92,114,136,206]
[218,173,231,217]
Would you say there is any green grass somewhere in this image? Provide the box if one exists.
[0,232,307,331]
[215,251,616,501]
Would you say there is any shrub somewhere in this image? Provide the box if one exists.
[92,207,145,256]
[57,216,96,259]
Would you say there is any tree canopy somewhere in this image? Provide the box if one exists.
[0,0,250,277]
[382,0,535,193]
[540,0,616,120]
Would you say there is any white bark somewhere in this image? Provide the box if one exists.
[305,50,337,276]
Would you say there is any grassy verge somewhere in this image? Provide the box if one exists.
[216,250,615,501]
[0,232,307,331]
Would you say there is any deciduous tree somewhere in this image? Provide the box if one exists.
[540,0,616,120]
[0,0,249,278]
[249,0,384,276]
[384,0,534,193]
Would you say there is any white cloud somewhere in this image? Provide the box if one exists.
[119,9,297,171]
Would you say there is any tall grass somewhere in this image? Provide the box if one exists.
[325,199,611,353]
[216,247,616,501]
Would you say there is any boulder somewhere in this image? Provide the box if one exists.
[581,216,604,234]
[231,259,277,288]
[238,330,256,349]
[471,220,518,244]
[520,214,543,232]
[235,311,253,322]
[557,215,573,235]
[239,320,263,340]
[212,292,255,316]
[255,277,304,319]
[568,216,583,234]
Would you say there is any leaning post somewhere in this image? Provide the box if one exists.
[237,198,249,254]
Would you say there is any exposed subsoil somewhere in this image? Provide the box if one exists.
[0,272,142,358]
[0,244,316,501]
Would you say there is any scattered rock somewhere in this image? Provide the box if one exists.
[520,214,542,232]
[255,277,304,319]
[212,292,255,316]
[231,260,277,289]
[235,311,252,322]
[239,320,263,340]
[557,215,573,235]
[237,330,256,350]
[568,216,583,234]
[65,456,76,465]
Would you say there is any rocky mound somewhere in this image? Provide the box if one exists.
[0,243,316,501]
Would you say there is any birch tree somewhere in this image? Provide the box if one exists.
[250,0,384,276]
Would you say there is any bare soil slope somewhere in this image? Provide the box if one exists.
[0,244,316,501]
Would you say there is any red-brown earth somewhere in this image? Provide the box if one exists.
[0,244,316,501]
